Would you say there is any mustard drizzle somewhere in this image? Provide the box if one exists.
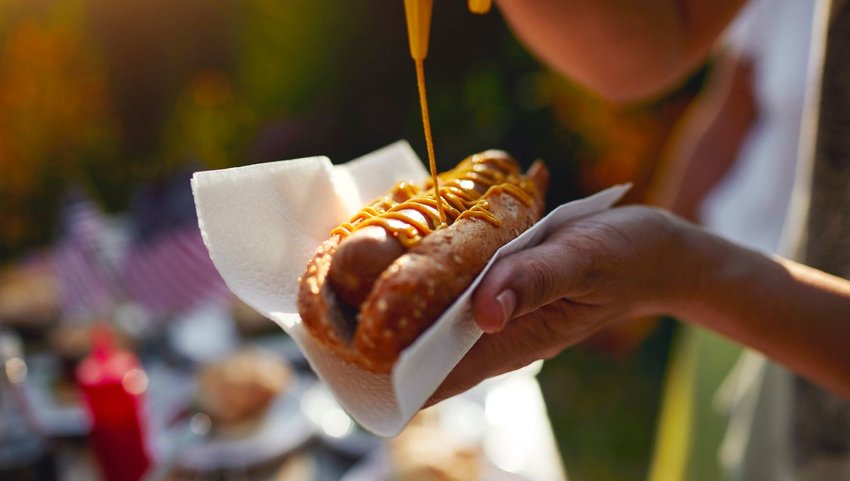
[330,154,536,248]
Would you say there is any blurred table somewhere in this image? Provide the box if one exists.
[19,304,568,481]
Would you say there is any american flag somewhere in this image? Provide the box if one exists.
[50,191,114,316]
[50,176,229,319]
[120,226,230,316]
[120,168,230,316]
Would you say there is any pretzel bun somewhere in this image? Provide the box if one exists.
[297,151,548,373]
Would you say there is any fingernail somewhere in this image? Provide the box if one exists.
[492,289,516,332]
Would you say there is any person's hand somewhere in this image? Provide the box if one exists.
[431,205,693,402]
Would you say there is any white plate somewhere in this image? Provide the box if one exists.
[168,377,315,471]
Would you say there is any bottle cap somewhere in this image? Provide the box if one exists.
[404,0,433,60]
[468,0,492,14]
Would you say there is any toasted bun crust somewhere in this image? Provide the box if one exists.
[297,158,548,373]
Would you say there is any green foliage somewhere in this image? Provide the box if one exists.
[540,321,675,481]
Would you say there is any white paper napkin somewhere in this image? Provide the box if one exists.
[192,140,629,437]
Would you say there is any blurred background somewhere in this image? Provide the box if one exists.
[0,0,707,479]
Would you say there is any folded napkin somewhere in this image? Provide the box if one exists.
[192,141,629,436]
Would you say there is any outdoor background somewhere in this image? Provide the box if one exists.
[0,0,707,479]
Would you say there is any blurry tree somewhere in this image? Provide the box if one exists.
[82,0,241,195]
[0,0,116,259]
[162,69,253,171]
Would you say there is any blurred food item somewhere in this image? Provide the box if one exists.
[0,262,60,335]
[388,411,481,481]
[196,348,293,428]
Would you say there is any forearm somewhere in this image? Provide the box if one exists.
[673,224,850,400]
[449,206,850,405]
[496,0,746,102]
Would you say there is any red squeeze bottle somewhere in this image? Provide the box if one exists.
[76,326,151,481]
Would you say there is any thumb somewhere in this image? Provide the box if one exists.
[472,235,594,333]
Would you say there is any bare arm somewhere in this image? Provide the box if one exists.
[496,0,748,102]
[433,207,850,403]
[679,226,850,401]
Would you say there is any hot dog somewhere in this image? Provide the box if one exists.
[297,150,549,373]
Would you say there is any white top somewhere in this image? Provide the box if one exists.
[696,1,833,479]
[700,0,815,255]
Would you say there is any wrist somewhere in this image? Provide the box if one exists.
[664,219,767,336]
[661,218,727,321]
[622,208,709,318]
